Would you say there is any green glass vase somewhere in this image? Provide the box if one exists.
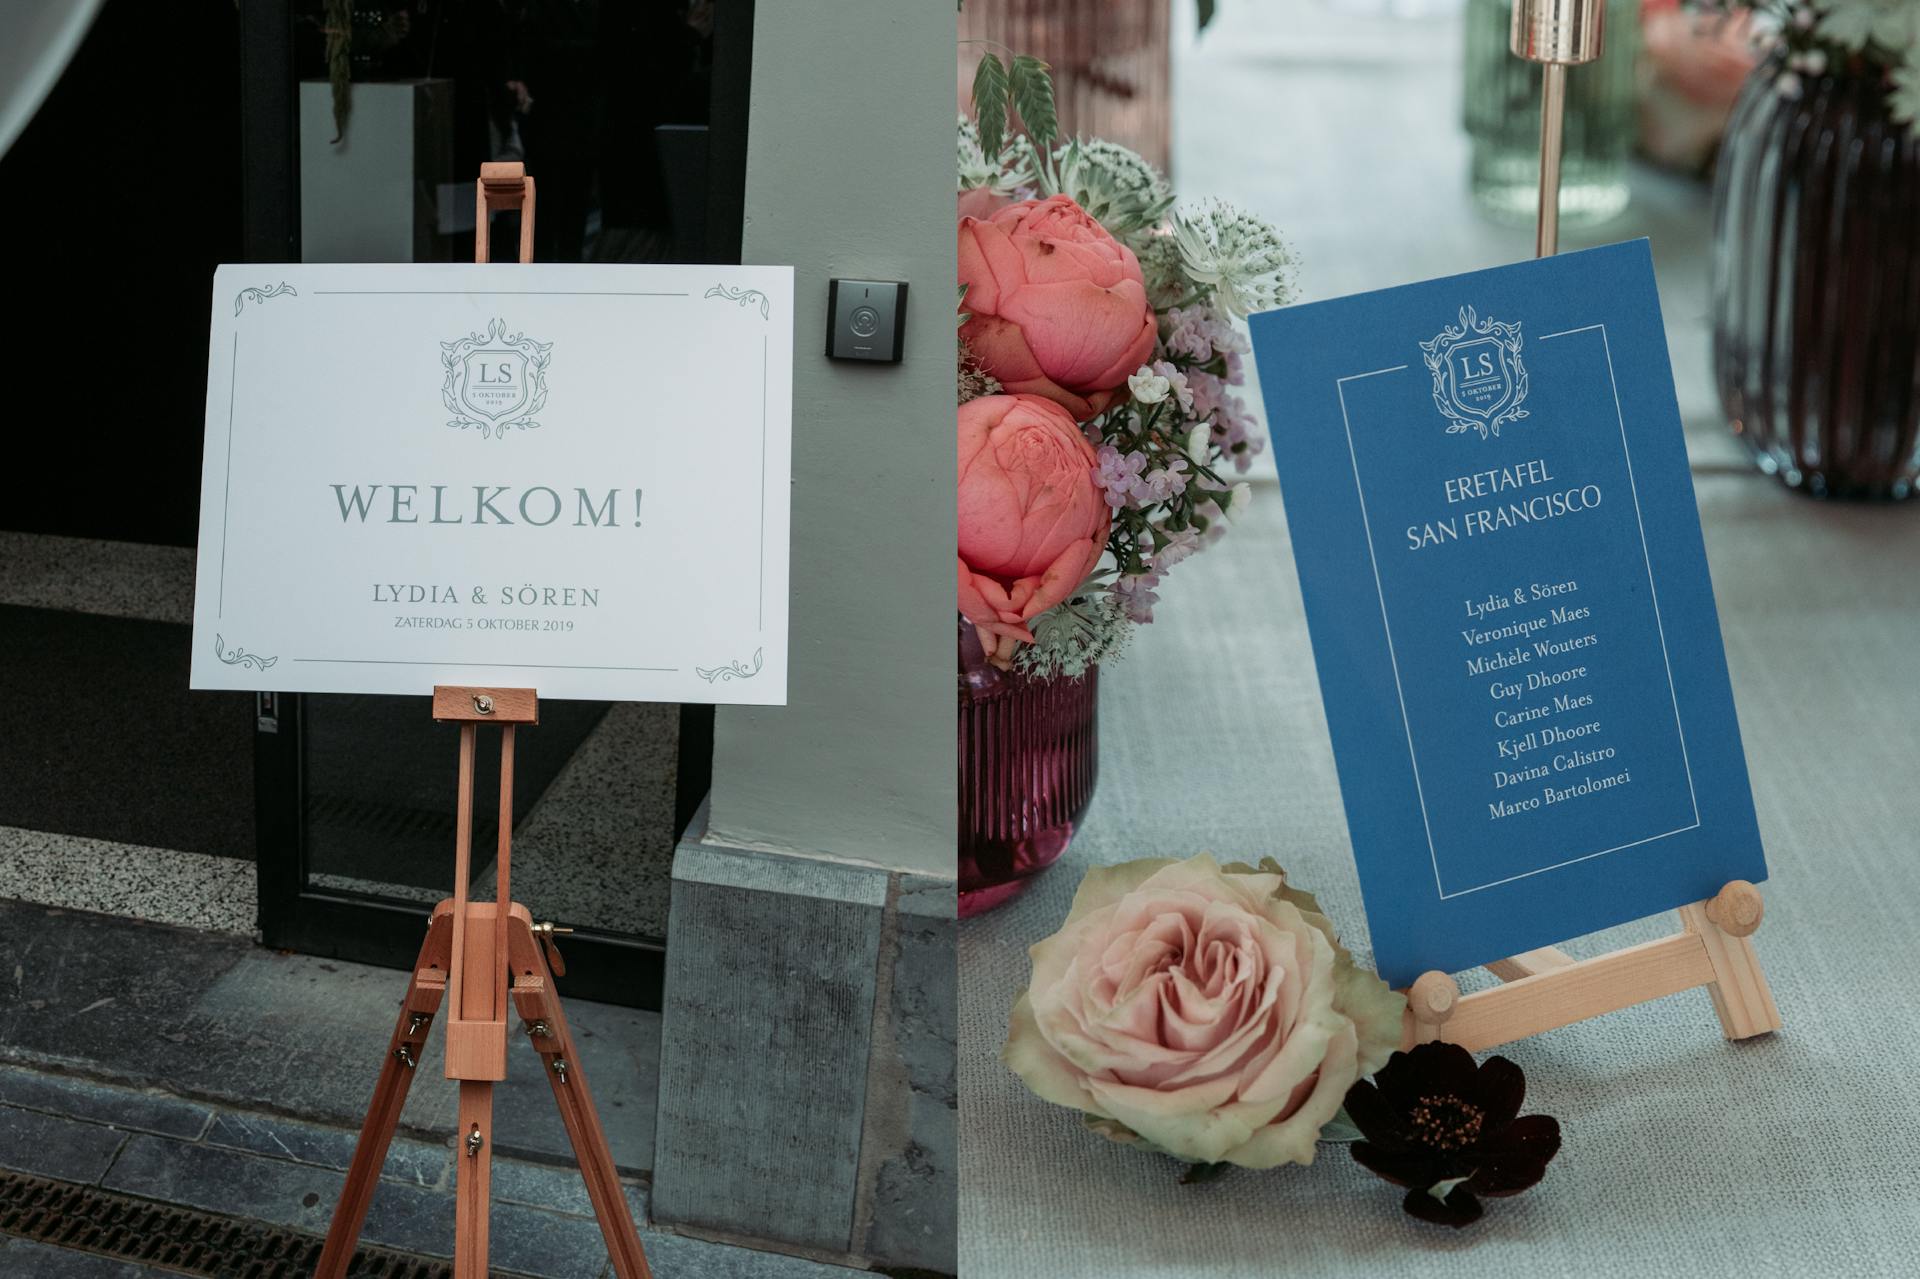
[1462,0,1640,225]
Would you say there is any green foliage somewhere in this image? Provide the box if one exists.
[1009,54,1058,150]
[1702,0,1920,139]
[1016,594,1133,680]
[970,51,1059,180]
[323,0,352,144]
[971,53,1010,169]
[1198,0,1219,30]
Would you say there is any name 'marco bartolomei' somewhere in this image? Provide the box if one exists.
[1406,457,1602,551]
[328,483,644,528]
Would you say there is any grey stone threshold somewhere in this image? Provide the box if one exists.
[0,897,865,1277]
[0,1062,857,1278]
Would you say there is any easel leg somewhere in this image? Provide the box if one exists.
[316,907,453,1278]
[1679,886,1782,1039]
[455,1080,496,1279]
[509,919,653,1279]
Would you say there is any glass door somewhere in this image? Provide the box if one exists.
[244,0,751,1007]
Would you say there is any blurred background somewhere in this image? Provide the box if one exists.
[960,0,1917,493]
[956,6,1918,1274]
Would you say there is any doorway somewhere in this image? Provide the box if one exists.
[245,1,752,1007]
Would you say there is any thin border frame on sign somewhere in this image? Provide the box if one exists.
[212,283,775,687]
[1331,323,1701,902]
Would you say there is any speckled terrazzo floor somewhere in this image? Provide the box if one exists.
[0,825,254,936]
[474,703,680,938]
[0,532,194,624]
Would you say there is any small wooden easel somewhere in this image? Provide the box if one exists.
[1402,1,1782,1054]
[315,166,653,1279]
[1401,880,1780,1051]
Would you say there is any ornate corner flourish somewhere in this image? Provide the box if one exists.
[234,283,297,316]
[704,283,770,321]
[215,634,278,671]
[696,647,764,684]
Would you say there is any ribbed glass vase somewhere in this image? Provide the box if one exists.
[1461,0,1639,225]
[1710,57,1920,499]
[958,651,1100,919]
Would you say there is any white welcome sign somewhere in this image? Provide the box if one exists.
[192,263,793,704]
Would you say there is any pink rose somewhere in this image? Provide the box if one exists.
[1004,854,1405,1168]
[1640,3,1762,171]
[958,394,1110,657]
[959,194,1157,421]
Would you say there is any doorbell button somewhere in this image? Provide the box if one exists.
[827,279,907,363]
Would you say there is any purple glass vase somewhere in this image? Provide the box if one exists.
[1711,56,1920,498]
[958,632,1100,918]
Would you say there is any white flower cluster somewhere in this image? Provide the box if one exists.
[1763,0,1920,129]
[956,117,1000,191]
[956,117,1035,197]
[1813,0,1917,53]
[1168,199,1298,320]
[1052,139,1176,240]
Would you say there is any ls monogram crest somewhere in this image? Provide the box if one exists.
[1418,306,1528,440]
[440,319,552,439]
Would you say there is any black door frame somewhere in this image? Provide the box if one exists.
[242,0,753,1010]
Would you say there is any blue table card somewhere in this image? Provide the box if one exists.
[1248,240,1766,987]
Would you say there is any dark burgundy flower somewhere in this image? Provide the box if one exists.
[1344,1041,1561,1227]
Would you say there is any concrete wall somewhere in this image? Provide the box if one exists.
[709,0,956,877]
[653,6,957,1268]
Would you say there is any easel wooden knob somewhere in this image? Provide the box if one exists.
[315,167,653,1279]
[1704,879,1763,936]
[1404,971,1460,1044]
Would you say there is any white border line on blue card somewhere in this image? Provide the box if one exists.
[1333,363,1447,900]
[1334,324,1698,902]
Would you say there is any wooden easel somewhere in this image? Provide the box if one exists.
[1401,880,1780,1051]
[1401,2,1782,1055]
[315,166,653,1279]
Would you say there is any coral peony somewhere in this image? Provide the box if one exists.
[959,194,1156,421]
[1004,853,1404,1168]
[958,394,1110,661]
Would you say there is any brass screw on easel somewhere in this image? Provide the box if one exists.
[1510,0,1604,257]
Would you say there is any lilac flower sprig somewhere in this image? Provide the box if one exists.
[1092,372,1252,624]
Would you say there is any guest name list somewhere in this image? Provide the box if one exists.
[1393,457,1635,825]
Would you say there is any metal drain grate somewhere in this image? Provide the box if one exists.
[0,1169,452,1278]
